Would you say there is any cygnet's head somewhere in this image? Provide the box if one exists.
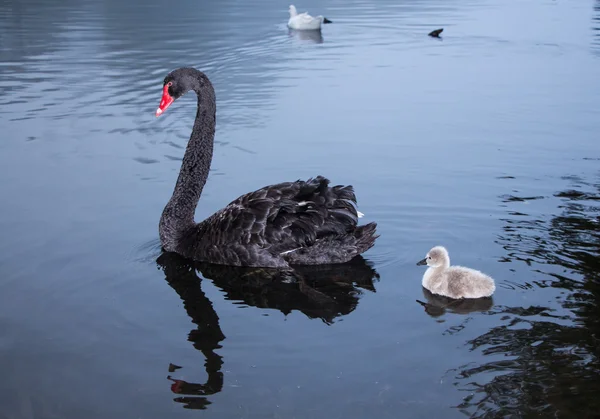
[417,246,450,268]
[289,4,297,16]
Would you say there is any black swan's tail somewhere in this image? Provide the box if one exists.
[353,222,378,254]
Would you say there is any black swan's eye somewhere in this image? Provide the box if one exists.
[167,81,172,87]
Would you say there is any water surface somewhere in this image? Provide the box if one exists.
[1,0,599,417]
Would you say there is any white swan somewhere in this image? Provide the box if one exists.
[287,5,332,31]
[416,246,496,299]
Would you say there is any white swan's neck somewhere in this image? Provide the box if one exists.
[289,5,298,17]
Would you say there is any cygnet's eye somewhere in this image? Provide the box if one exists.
[427,256,431,259]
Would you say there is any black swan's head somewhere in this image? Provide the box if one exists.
[155,67,211,117]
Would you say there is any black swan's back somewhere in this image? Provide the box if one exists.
[176,176,378,267]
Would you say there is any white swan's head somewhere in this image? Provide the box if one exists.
[417,246,450,268]
[289,4,298,17]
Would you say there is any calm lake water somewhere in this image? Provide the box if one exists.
[1,0,599,417]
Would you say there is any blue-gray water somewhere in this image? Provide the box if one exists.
[1,0,599,417]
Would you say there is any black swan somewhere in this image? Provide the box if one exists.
[155,67,378,268]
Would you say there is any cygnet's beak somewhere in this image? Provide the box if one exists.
[417,258,427,266]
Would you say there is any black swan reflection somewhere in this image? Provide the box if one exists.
[156,252,379,409]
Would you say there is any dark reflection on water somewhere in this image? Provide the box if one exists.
[417,289,494,319]
[452,173,600,417]
[157,253,379,410]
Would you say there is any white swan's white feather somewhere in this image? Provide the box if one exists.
[288,4,327,31]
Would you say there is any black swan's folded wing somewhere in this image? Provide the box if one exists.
[197,176,360,253]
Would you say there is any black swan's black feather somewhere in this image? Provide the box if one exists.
[176,176,378,266]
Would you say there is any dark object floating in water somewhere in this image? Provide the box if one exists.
[323,17,332,24]
[169,363,182,372]
[428,28,443,38]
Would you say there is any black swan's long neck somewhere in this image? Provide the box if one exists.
[160,83,216,251]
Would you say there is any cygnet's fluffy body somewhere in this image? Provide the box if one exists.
[417,246,495,299]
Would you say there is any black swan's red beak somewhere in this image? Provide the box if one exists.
[156,84,174,117]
